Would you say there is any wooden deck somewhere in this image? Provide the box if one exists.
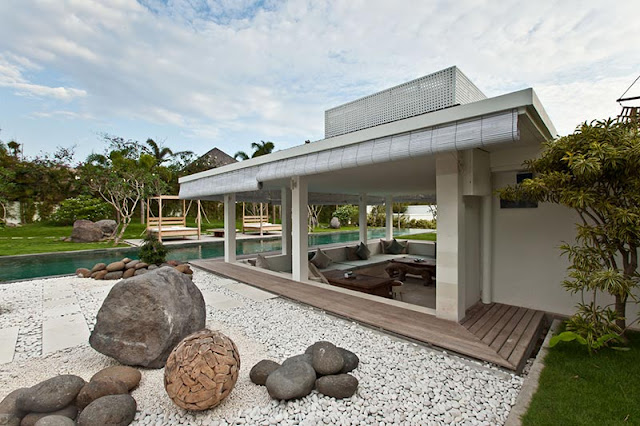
[192,260,545,372]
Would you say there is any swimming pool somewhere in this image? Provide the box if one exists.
[0,228,426,282]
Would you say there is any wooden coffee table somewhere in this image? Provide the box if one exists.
[322,270,396,299]
[385,257,436,286]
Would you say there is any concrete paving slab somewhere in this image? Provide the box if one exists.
[201,291,244,310]
[224,283,278,301]
[43,286,74,300]
[43,304,81,319]
[43,296,77,309]
[42,313,90,354]
[0,326,19,364]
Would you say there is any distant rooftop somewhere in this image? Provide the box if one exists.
[324,66,486,138]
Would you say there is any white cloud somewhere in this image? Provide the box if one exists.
[0,0,638,158]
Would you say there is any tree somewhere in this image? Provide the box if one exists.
[498,118,639,347]
[82,136,166,244]
[144,138,193,166]
[393,203,408,230]
[234,140,275,160]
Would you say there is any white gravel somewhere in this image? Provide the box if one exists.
[0,269,524,425]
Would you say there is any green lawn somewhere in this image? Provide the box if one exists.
[0,219,215,256]
[396,232,437,241]
[522,331,640,425]
[310,225,361,233]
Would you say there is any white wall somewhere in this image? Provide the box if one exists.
[490,153,639,322]
[464,196,481,310]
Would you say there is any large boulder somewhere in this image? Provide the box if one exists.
[0,388,28,426]
[70,220,103,243]
[16,375,85,413]
[90,366,141,391]
[94,220,117,237]
[89,267,206,368]
[249,360,281,386]
[315,374,358,399]
[75,378,128,409]
[329,217,341,229]
[311,342,344,375]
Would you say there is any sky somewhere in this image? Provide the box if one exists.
[0,0,638,163]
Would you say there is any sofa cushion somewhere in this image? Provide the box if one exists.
[345,245,359,261]
[355,242,371,260]
[387,239,408,255]
[310,248,333,269]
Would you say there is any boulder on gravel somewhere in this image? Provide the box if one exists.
[122,268,135,279]
[329,217,341,229]
[90,263,106,274]
[16,375,85,413]
[0,388,28,425]
[19,405,77,426]
[90,366,141,391]
[250,360,281,386]
[92,270,108,280]
[76,394,136,426]
[124,260,139,270]
[75,268,91,278]
[106,261,125,272]
[89,267,206,368]
[315,374,358,399]
[265,361,316,400]
[75,378,128,409]
[104,271,124,280]
[94,220,117,237]
[70,220,103,243]
[33,415,75,426]
[312,342,344,375]
[338,348,359,373]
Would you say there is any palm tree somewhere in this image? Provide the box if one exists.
[7,141,21,158]
[234,140,275,161]
[144,139,174,164]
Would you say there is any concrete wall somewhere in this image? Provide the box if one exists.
[464,196,481,310]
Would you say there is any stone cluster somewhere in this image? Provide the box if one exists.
[250,341,359,401]
[0,366,140,426]
[70,220,117,243]
[90,267,206,368]
[75,258,193,281]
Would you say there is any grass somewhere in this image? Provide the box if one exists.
[310,225,361,233]
[396,232,437,241]
[522,331,640,425]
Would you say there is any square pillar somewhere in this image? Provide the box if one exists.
[385,195,393,240]
[281,187,292,256]
[359,193,368,244]
[224,194,236,263]
[435,152,465,322]
[291,176,308,282]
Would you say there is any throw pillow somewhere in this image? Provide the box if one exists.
[355,242,371,260]
[380,239,393,254]
[255,254,270,270]
[345,245,360,261]
[310,248,333,269]
[387,239,408,255]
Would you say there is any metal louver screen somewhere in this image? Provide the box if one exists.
[179,110,518,199]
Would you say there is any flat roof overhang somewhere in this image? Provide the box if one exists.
[179,88,555,203]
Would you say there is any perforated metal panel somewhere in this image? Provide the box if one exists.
[324,66,486,138]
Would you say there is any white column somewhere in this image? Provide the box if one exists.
[481,194,493,304]
[359,193,368,244]
[385,195,393,240]
[291,176,308,282]
[435,152,465,322]
[281,187,292,256]
[223,194,236,263]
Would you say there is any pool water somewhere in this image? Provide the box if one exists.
[0,229,426,282]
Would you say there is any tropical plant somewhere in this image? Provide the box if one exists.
[81,135,167,244]
[234,140,275,160]
[138,232,168,265]
[498,118,640,350]
[333,205,358,225]
[50,195,112,225]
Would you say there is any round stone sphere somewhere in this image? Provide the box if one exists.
[164,329,240,411]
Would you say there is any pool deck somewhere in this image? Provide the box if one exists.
[191,259,546,372]
[124,231,282,247]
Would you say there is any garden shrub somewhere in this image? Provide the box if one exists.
[333,205,358,225]
[50,195,112,225]
[139,233,168,265]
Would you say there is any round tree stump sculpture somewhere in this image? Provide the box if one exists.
[164,329,240,410]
